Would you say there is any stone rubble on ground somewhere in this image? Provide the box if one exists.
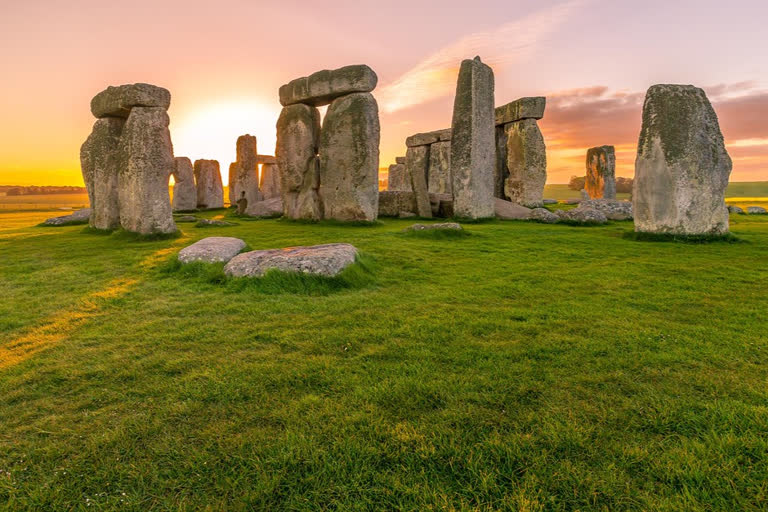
[556,206,608,225]
[579,198,633,220]
[224,243,358,277]
[528,208,559,224]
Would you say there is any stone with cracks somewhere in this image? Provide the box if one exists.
[633,84,732,235]
[406,145,432,217]
[81,117,124,230]
[230,135,261,208]
[504,118,546,208]
[260,163,281,199]
[387,163,409,191]
[318,92,380,221]
[428,141,452,195]
[172,157,197,211]
[178,237,246,264]
[91,83,171,119]
[224,243,358,277]
[43,208,92,226]
[529,208,559,224]
[494,198,532,220]
[117,107,176,234]
[586,145,616,199]
[580,199,633,220]
[450,56,495,219]
[276,104,322,220]
[279,65,378,107]
[378,190,417,217]
[495,97,546,126]
[194,159,224,210]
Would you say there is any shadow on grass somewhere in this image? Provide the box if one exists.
[36,220,90,228]
[159,254,376,295]
[624,231,744,244]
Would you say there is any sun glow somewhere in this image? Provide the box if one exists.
[171,100,281,185]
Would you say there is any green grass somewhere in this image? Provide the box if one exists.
[1,208,768,510]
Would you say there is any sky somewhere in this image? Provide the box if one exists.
[1,0,767,186]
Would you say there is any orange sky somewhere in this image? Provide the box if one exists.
[1,0,767,186]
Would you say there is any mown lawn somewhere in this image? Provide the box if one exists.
[1,209,767,511]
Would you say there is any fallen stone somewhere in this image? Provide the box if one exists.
[175,215,198,222]
[91,83,171,118]
[81,117,124,230]
[586,145,616,199]
[727,205,744,214]
[580,198,633,220]
[172,157,198,211]
[428,141,452,195]
[565,199,581,205]
[178,236,246,264]
[318,92,380,221]
[406,145,432,217]
[279,65,378,107]
[406,222,462,231]
[399,211,417,218]
[194,159,225,210]
[504,118,546,208]
[494,198,532,220]
[528,207,559,224]
[244,197,284,218]
[556,206,608,225]
[450,56,495,219]
[224,243,358,277]
[196,219,236,227]
[276,104,322,220]
[747,206,767,214]
[633,84,732,235]
[43,208,92,226]
[495,97,546,126]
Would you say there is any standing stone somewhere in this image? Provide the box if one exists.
[428,141,452,195]
[633,85,732,235]
[406,145,432,217]
[318,92,380,221]
[81,117,124,230]
[505,119,546,208]
[494,125,509,199]
[117,107,176,234]
[194,159,224,210]
[228,162,237,205]
[276,104,322,220]
[260,163,281,199]
[586,146,616,199]
[450,57,495,219]
[230,135,261,207]
[387,163,410,191]
[172,157,197,211]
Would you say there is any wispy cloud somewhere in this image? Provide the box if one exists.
[377,0,586,114]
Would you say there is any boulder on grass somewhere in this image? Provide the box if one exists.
[178,237,246,264]
[406,222,463,231]
[528,208,559,224]
[43,208,92,226]
[494,198,532,220]
[747,206,767,215]
[224,243,358,277]
[580,199,633,220]
[727,205,744,214]
[556,206,608,225]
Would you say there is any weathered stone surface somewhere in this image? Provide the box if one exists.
[494,198,532,220]
[543,198,558,204]
[91,83,171,119]
[117,107,176,234]
[387,163,411,192]
[175,215,198,222]
[747,206,767,214]
[406,222,462,231]
[43,208,92,226]
[504,118,546,208]
[586,145,616,199]
[399,211,417,218]
[256,155,277,165]
[228,162,237,205]
[428,141,452,194]
[727,205,744,214]
[430,193,454,218]
[556,206,608,224]
[172,157,197,211]
[194,159,224,210]
[633,84,732,235]
[318,92,380,221]
[450,56,495,219]
[81,117,124,230]
[406,129,451,147]
[494,125,509,199]
[229,135,261,208]
[406,145,432,217]
[224,243,358,277]
[279,65,378,107]
[378,190,417,217]
[580,189,590,201]
[395,156,406,165]
[259,163,281,199]
[276,104,322,220]
[245,197,284,218]
[178,237,246,264]
[529,207,559,223]
[495,97,546,126]
[580,198,633,220]
[196,218,236,227]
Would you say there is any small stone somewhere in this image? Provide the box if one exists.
[178,236,246,263]
[495,97,546,126]
[91,83,171,118]
[727,205,744,214]
[194,159,225,210]
[406,222,462,231]
[528,207,559,223]
[747,206,767,214]
[172,157,198,211]
[494,198,532,220]
[580,198,633,220]
[224,243,358,277]
[43,208,92,226]
[586,145,616,199]
[557,206,608,225]
[279,65,378,107]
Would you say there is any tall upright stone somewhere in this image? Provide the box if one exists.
[117,107,176,234]
[172,157,198,211]
[450,56,495,219]
[585,146,616,199]
[259,162,281,200]
[428,141,452,195]
[81,117,124,230]
[228,163,238,205]
[230,135,261,207]
[406,145,432,217]
[318,92,380,221]
[504,119,546,207]
[194,159,224,209]
[387,162,410,191]
[633,84,732,235]
[276,104,322,220]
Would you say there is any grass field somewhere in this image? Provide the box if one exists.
[1,207,767,510]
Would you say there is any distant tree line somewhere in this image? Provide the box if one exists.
[568,175,633,193]
[3,185,87,196]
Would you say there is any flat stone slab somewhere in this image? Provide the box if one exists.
[580,198,633,220]
[196,219,236,227]
[279,65,377,107]
[224,243,358,278]
[178,237,246,264]
[406,222,463,231]
[256,155,277,165]
[495,97,545,126]
[43,208,91,226]
[244,197,283,218]
[494,198,532,220]
[747,206,767,214]
[91,83,171,118]
[175,215,198,222]
[405,128,452,147]
[542,198,558,204]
